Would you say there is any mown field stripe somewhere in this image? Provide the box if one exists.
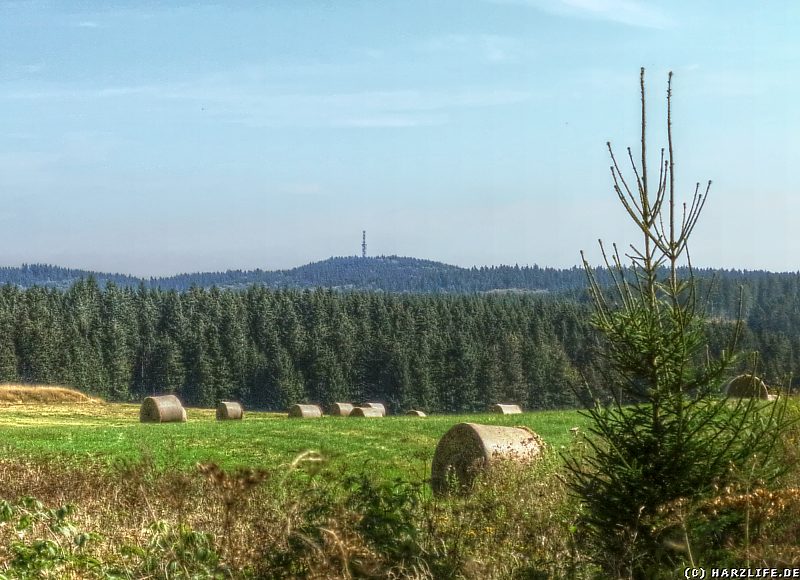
[0,403,590,480]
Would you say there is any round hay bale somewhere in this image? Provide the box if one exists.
[288,404,323,418]
[330,402,354,416]
[216,401,243,420]
[363,402,386,416]
[489,403,523,414]
[431,422,544,495]
[351,406,384,417]
[725,375,769,399]
[140,395,187,423]
[406,409,427,417]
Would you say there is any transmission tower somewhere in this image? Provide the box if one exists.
[362,230,367,258]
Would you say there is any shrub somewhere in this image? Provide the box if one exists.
[0,497,107,579]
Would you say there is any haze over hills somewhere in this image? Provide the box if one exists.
[0,256,584,292]
[0,256,795,294]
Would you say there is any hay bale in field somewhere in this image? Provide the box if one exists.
[363,402,386,416]
[351,406,384,417]
[489,403,523,414]
[406,409,427,417]
[140,395,187,423]
[725,375,769,399]
[330,402,354,416]
[216,401,243,420]
[288,404,323,418]
[431,422,544,495]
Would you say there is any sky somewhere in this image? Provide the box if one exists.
[0,0,798,276]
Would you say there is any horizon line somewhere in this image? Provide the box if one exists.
[1,255,799,280]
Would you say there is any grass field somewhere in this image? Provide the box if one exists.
[0,401,589,481]
[1,392,798,577]
[0,399,595,578]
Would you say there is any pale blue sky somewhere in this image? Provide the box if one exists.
[0,1,797,275]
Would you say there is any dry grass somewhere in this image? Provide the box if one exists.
[0,401,131,428]
[0,455,267,577]
[0,413,798,577]
[0,383,101,405]
[0,416,585,578]
[422,447,590,578]
[0,400,796,577]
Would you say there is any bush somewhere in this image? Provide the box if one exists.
[0,497,106,579]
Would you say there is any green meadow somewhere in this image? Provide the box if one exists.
[0,402,588,481]
[1,397,798,578]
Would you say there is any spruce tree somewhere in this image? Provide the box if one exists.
[565,69,793,576]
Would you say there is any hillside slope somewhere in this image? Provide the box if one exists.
[0,257,590,293]
[0,257,794,295]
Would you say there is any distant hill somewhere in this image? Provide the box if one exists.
[0,256,794,295]
[0,257,593,293]
[0,264,143,290]
[155,256,599,293]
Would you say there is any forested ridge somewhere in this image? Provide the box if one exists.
[0,272,799,410]
[3,256,795,294]
[0,257,605,292]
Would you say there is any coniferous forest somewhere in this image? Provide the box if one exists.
[0,255,792,294]
[1,269,799,410]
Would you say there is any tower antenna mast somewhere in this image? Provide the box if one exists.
[362,230,367,258]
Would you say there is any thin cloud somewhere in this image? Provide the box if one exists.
[363,48,385,60]
[232,89,532,128]
[0,85,166,100]
[419,34,533,63]
[0,79,532,128]
[1,63,46,76]
[1,84,532,109]
[682,70,766,99]
[490,0,676,29]
[332,115,447,128]
[263,182,327,197]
